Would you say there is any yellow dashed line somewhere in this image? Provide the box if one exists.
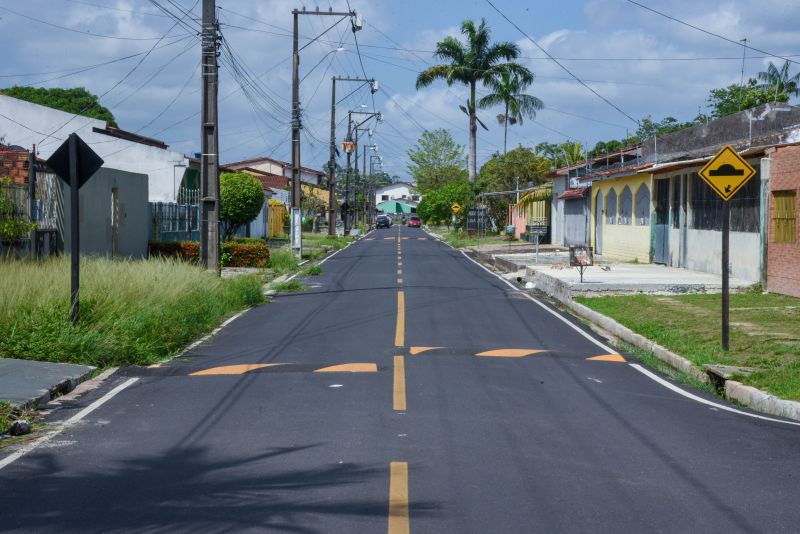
[393,355,406,411]
[587,354,627,362]
[395,291,405,347]
[190,364,284,376]
[476,349,548,358]
[388,462,410,534]
[314,363,378,373]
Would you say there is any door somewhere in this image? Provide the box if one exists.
[654,179,670,264]
[564,198,588,246]
[594,192,603,255]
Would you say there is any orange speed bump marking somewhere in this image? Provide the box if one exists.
[190,363,284,376]
[314,363,378,373]
[409,346,443,355]
[476,349,548,358]
[587,354,627,363]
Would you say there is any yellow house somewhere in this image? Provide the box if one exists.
[589,170,654,262]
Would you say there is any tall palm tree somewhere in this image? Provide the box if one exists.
[416,19,530,182]
[757,60,800,102]
[479,68,543,154]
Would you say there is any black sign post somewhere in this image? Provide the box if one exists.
[46,133,104,325]
[697,145,755,351]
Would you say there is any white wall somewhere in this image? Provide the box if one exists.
[376,183,418,204]
[0,95,188,202]
[684,229,760,282]
[550,177,566,245]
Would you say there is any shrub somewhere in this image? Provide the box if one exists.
[149,241,269,268]
[220,171,265,240]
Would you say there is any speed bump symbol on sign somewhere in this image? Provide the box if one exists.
[451,203,461,214]
[698,145,756,201]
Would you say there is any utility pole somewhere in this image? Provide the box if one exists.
[344,112,353,235]
[200,0,220,272]
[293,9,359,246]
[327,76,377,235]
[28,146,37,258]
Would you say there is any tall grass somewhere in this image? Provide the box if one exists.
[268,247,299,276]
[0,256,263,367]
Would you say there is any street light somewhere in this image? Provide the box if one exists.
[300,47,345,83]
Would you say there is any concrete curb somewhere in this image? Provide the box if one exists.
[725,380,800,421]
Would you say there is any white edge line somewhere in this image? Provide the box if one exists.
[629,364,800,427]
[0,377,140,471]
[457,242,800,427]
[284,233,363,283]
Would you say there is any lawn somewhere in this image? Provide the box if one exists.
[576,291,800,400]
[0,257,264,368]
[426,225,515,248]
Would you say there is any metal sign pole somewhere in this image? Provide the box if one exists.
[722,201,730,350]
[69,135,80,326]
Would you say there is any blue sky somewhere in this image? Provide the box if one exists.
[1,0,799,178]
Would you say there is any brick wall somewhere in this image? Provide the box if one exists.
[767,146,800,298]
[0,147,30,185]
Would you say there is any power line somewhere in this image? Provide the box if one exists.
[484,0,637,124]
[625,0,800,66]
[61,0,171,18]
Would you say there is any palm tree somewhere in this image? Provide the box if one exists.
[479,68,543,154]
[757,60,800,102]
[416,19,530,182]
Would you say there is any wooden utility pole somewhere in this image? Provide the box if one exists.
[200,0,220,272]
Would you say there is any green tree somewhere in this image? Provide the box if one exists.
[416,19,530,183]
[479,68,543,154]
[707,78,789,118]
[219,171,265,240]
[477,146,549,193]
[416,179,474,228]
[406,129,467,194]
[757,60,800,100]
[0,86,117,126]
[371,171,393,188]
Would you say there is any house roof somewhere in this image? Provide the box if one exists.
[92,126,168,149]
[557,187,589,200]
[236,167,289,191]
[225,156,325,176]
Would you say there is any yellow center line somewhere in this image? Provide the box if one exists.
[388,461,410,534]
[393,355,406,411]
[395,291,405,347]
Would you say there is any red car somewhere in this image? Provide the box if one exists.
[407,216,421,228]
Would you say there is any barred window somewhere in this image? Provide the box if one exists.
[690,170,760,232]
[606,189,617,225]
[635,184,650,225]
[773,191,797,243]
[619,186,633,225]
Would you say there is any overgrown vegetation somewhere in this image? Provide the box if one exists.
[1,86,116,126]
[0,257,264,367]
[304,264,322,276]
[272,279,307,292]
[267,248,300,276]
[576,291,800,400]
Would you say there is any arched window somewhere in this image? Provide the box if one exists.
[605,188,617,225]
[619,186,633,225]
[635,184,651,225]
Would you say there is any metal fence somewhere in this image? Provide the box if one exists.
[1,173,62,256]
[149,188,201,242]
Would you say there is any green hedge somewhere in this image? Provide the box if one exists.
[149,241,270,268]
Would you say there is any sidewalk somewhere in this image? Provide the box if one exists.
[0,358,95,407]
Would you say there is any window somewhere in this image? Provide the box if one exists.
[690,169,760,232]
[412,195,420,201]
[619,186,633,224]
[381,194,389,201]
[773,191,797,243]
[635,184,650,225]
[605,188,617,225]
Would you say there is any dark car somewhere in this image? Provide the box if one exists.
[376,215,392,228]
[407,216,421,228]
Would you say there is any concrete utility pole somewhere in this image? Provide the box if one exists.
[327,76,377,235]
[343,110,381,234]
[293,9,359,245]
[200,0,220,272]
[28,146,36,258]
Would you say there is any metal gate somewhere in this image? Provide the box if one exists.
[564,198,588,246]
[594,192,603,255]
[654,179,670,264]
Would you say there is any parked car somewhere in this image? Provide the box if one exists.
[376,215,392,228]
[407,216,421,228]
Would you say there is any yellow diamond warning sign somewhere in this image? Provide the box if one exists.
[451,203,462,214]
[698,145,756,201]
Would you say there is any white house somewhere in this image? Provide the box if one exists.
[0,94,190,203]
[375,182,420,206]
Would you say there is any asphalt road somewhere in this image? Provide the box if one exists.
[2,225,799,533]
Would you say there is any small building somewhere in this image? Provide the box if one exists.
[765,144,800,297]
[225,156,326,186]
[375,182,420,206]
[508,184,552,240]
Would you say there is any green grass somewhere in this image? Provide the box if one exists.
[267,247,299,276]
[304,264,322,276]
[576,291,800,400]
[0,401,41,449]
[272,279,307,292]
[0,257,264,368]
[427,226,515,249]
